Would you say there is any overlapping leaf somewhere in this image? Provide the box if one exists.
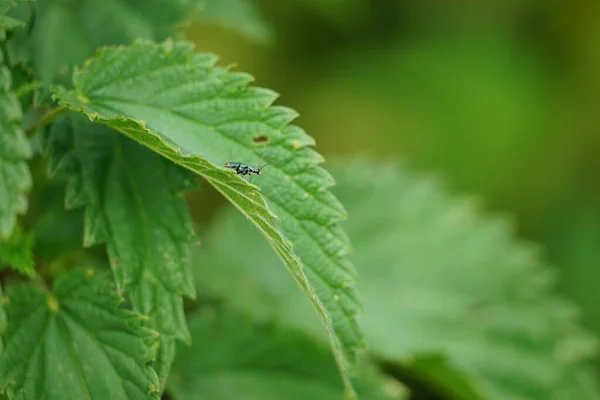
[0,0,28,28]
[46,114,197,389]
[168,308,405,400]
[0,269,160,399]
[0,58,31,240]
[190,158,600,400]
[52,39,362,398]
[5,0,202,83]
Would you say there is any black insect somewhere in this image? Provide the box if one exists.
[224,157,269,183]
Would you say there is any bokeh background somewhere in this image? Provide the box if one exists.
[187,0,600,365]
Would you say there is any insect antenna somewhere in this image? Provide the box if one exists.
[250,148,270,183]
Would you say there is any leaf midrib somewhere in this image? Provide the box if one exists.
[81,94,343,218]
[82,96,354,297]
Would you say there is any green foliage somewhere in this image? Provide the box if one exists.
[45,114,198,389]
[331,160,600,400]
[0,54,30,240]
[52,39,362,397]
[168,308,405,400]
[5,0,201,83]
[0,1,599,400]
[0,269,160,399]
[191,159,600,400]
[0,225,34,277]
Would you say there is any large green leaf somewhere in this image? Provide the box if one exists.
[331,160,600,400]
[190,158,600,400]
[0,56,31,240]
[46,114,197,389]
[168,308,404,400]
[0,268,160,399]
[53,39,362,398]
[6,0,201,84]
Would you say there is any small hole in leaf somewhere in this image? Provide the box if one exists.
[251,134,270,144]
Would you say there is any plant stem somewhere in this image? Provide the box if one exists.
[24,106,68,136]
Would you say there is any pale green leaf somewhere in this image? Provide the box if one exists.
[0,224,34,277]
[190,158,600,400]
[52,39,362,398]
[46,115,197,390]
[168,308,405,400]
[197,0,274,43]
[332,160,600,400]
[0,59,31,240]
[7,0,201,84]
[0,268,160,399]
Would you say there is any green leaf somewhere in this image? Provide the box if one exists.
[190,158,600,400]
[0,224,34,277]
[46,115,197,390]
[0,268,160,399]
[0,0,27,17]
[0,284,6,357]
[168,308,405,400]
[52,39,363,398]
[0,0,29,34]
[0,57,31,240]
[8,0,201,84]
[197,0,274,43]
[331,160,600,400]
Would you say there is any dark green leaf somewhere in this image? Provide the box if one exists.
[9,0,201,84]
[53,39,362,398]
[0,268,160,399]
[46,115,197,392]
[0,57,31,240]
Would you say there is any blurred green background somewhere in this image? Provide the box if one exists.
[187,0,600,345]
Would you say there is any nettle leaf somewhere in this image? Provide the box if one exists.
[168,308,405,400]
[190,158,600,400]
[198,0,274,43]
[0,57,31,240]
[0,269,160,399]
[0,224,34,277]
[332,160,600,400]
[46,114,197,389]
[53,39,362,398]
[7,0,201,84]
